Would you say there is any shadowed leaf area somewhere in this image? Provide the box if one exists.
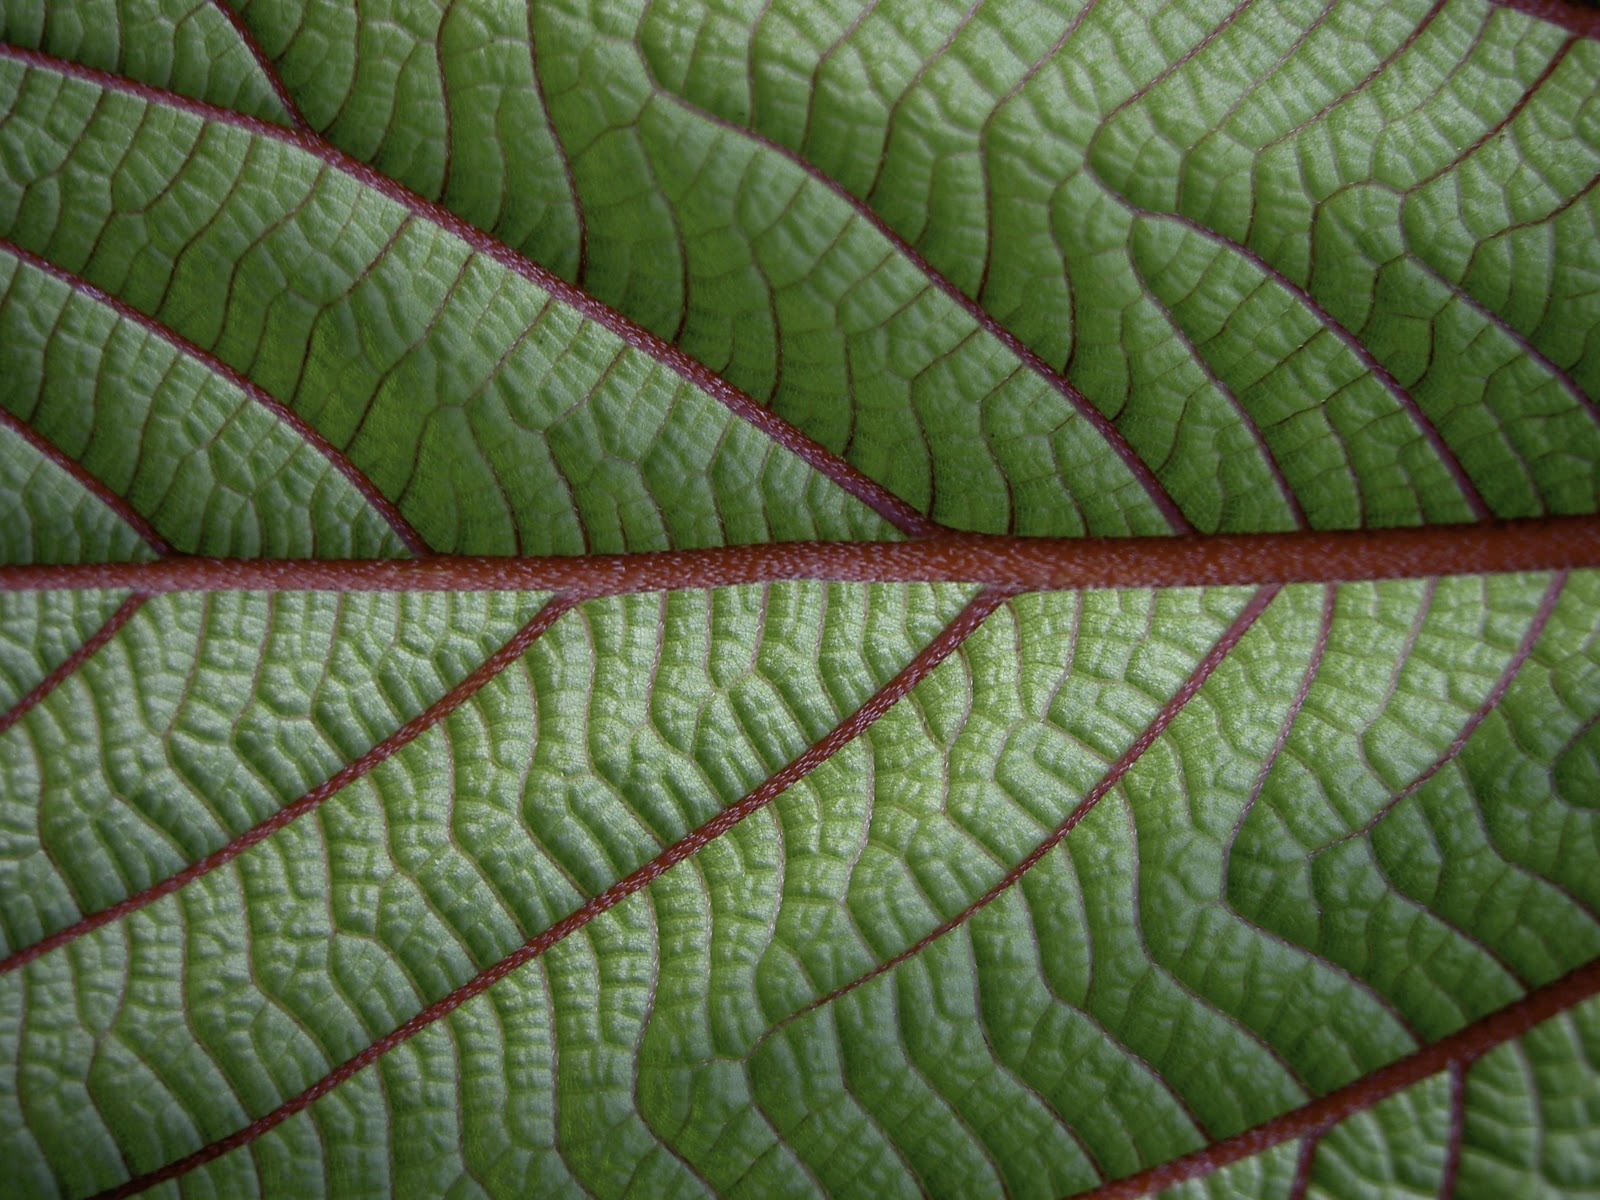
[1,0,1599,1196]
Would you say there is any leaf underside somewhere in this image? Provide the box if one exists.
[0,1,1598,1198]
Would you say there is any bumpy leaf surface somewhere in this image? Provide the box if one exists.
[0,0,1598,1197]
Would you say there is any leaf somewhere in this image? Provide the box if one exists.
[0,1,1598,1197]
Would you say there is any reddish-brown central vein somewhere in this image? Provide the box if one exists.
[0,594,573,976]
[86,586,1008,1200]
[1072,957,1600,1200]
[3,516,1596,596]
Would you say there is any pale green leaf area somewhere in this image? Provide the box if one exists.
[0,0,1596,1198]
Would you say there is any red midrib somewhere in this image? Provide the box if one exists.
[2,515,1597,596]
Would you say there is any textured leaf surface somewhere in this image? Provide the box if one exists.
[0,1,1598,1198]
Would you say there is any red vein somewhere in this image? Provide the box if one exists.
[861,0,980,206]
[1070,957,1600,1200]
[765,584,1278,1034]
[1216,586,1425,1041]
[660,91,1193,535]
[86,586,1008,1200]
[1177,0,1336,213]
[0,292,175,758]
[1408,254,1600,432]
[1439,1059,1467,1199]
[1132,209,1494,522]
[0,594,146,737]
[1124,252,1306,528]
[204,0,311,131]
[1091,0,1254,134]
[1410,38,1574,195]
[0,239,431,555]
[1394,38,1600,432]
[525,10,586,284]
[1319,570,1567,861]
[1285,1131,1321,1200]
[4,516,1597,596]
[974,0,1096,307]
[0,42,937,539]
[0,594,573,976]
[1056,3,1304,523]
[0,408,172,555]
[1392,571,1565,802]
[796,0,880,156]
[434,12,458,218]
[1072,3,1494,523]
[1236,586,1335,826]
[1260,0,1448,155]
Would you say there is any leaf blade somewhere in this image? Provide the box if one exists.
[2,1,1599,1196]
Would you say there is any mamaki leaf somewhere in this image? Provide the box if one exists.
[1,0,1600,1197]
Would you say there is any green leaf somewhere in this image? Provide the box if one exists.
[1,1,1598,1198]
